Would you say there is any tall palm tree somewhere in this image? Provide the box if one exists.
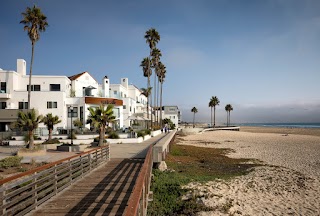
[140,87,152,128]
[225,105,229,127]
[41,113,61,141]
[140,57,152,91]
[20,5,48,109]
[15,109,43,149]
[191,107,198,128]
[209,96,220,128]
[87,104,116,147]
[140,57,152,127]
[158,62,166,127]
[144,28,160,129]
[225,104,233,126]
[151,48,162,125]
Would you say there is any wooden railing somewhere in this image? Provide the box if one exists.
[125,144,153,216]
[0,146,110,216]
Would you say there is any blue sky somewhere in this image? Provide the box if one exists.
[1,0,320,123]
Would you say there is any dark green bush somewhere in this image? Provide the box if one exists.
[0,156,23,169]
[42,138,60,144]
[108,132,119,139]
[137,130,145,138]
[148,170,212,215]
[144,129,151,135]
[93,136,108,143]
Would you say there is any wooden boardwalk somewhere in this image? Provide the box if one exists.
[29,158,144,216]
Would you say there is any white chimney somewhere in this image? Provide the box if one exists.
[121,78,128,89]
[102,76,110,97]
[17,59,26,76]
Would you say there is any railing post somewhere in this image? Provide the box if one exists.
[33,172,38,209]
[1,187,6,215]
[54,164,58,195]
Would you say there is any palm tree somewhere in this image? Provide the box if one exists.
[15,109,43,149]
[41,113,61,141]
[87,104,116,147]
[20,5,48,109]
[151,48,162,125]
[144,28,160,129]
[225,105,229,127]
[158,62,166,127]
[140,87,152,128]
[191,107,198,128]
[209,96,220,128]
[140,58,152,126]
[225,104,233,126]
[140,57,152,91]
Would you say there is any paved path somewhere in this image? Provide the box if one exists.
[28,133,167,216]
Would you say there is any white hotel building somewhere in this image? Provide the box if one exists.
[0,59,152,133]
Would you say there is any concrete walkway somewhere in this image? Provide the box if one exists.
[0,133,168,163]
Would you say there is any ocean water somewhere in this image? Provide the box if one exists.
[238,123,320,129]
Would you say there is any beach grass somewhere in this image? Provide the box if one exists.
[148,136,260,215]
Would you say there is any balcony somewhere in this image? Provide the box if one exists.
[0,90,11,99]
[0,109,31,122]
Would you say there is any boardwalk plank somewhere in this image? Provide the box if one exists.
[29,158,143,216]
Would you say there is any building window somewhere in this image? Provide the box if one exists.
[19,102,28,109]
[80,106,84,122]
[114,90,117,95]
[68,107,78,117]
[123,105,126,109]
[130,106,132,112]
[121,92,123,97]
[47,101,57,109]
[0,82,6,93]
[134,108,135,113]
[0,102,6,109]
[124,94,126,98]
[50,84,60,91]
[27,85,41,91]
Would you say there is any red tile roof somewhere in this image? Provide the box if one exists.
[68,71,87,81]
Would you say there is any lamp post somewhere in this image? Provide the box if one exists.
[70,107,74,145]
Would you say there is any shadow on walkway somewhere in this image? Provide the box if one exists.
[31,158,143,216]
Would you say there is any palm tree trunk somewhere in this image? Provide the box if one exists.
[211,107,213,127]
[229,111,231,126]
[193,113,195,128]
[49,128,52,140]
[227,111,229,127]
[148,51,153,130]
[99,126,104,146]
[153,71,157,128]
[29,130,34,149]
[159,82,163,128]
[28,41,35,109]
[213,106,216,128]
[156,79,159,126]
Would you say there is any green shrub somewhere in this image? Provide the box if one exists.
[108,132,119,139]
[144,129,151,135]
[93,136,108,143]
[0,156,23,169]
[148,170,213,215]
[137,130,145,138]
[43,138,60,144]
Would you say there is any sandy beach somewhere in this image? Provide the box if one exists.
[177,126,320,215]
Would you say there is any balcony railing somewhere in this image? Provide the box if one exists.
[0,90,11,99]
